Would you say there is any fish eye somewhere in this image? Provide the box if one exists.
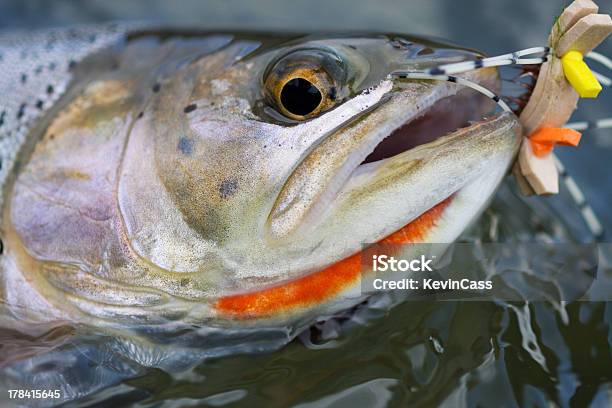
[264,49,346,120]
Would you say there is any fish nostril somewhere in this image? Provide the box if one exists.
[417,47,435,56]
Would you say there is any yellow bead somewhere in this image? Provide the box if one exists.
[561,50,602,98]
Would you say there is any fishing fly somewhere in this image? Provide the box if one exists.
[389,0,612,240]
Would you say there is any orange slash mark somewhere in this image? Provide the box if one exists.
[215,197,452,318]
[529,127,581,157]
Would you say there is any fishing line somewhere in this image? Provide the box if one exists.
[424,46,550,76]
[582,52,612,86]
[592,71,612,86]
[391,72,513,112]
[553,155,604,239]
[586,51,612,70]
[566,118,612,130]
[390,46,553,113]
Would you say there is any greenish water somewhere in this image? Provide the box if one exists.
[1,1,611,407]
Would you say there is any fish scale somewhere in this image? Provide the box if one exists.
[0,23,135,215]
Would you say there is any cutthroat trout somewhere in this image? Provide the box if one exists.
[0,24,521,328]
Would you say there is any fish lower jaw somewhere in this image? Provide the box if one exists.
[254,110,519,302]
[214,165,508,322]
[214,195,455,321]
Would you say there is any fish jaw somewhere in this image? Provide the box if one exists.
[214,113,521,322]
[251,66,521,285]
[312,112,522,252]
[214,198,454,320]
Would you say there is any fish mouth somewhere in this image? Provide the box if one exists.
[359,85,497,166]
[268,67,507,242]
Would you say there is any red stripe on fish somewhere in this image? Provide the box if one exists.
[215,197,452,319]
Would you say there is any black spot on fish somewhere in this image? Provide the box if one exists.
[183,104,197,113]
[20,73,27,84]
[35,65,43,75]
[88,34,97,43]
[180,278,190,286]
[17,104,26,119]
[46,85,54,94]
[0,111,5,127]
[348,45,357,50]
[219,179,238,199]
[178,136,194,155]
[48,62,56,71]
[137,111,144,119]
[152,83,161,93]
[0,239,3,255]
[68,60,77,71]
[35,100,44,110]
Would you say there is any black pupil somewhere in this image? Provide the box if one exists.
[280,78,322,116]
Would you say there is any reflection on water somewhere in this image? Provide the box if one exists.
[1,183,610,407]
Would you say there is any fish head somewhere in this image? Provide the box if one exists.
[5,33,521,322]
